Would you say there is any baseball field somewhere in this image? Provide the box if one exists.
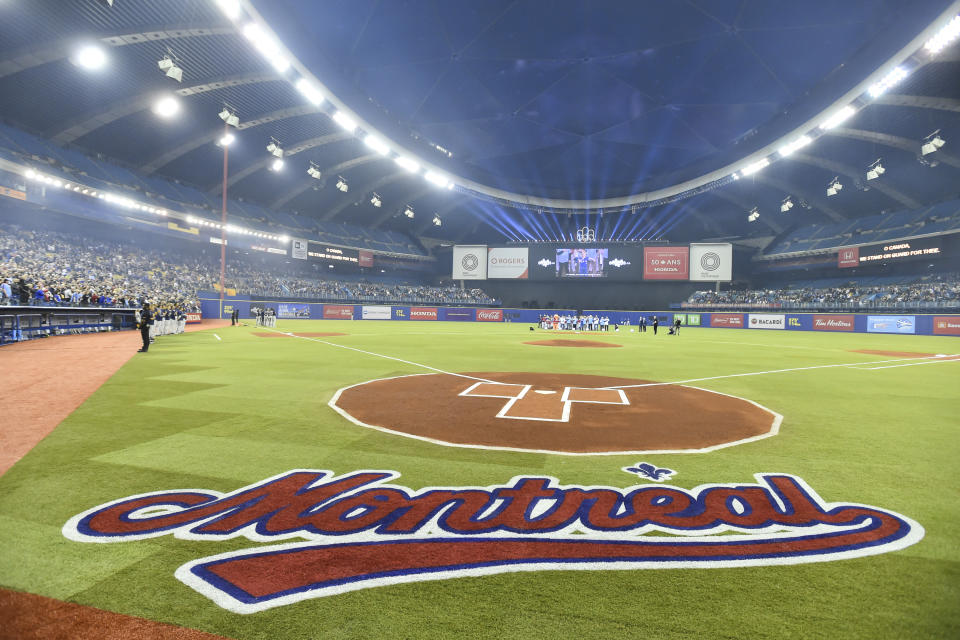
[1,320,958,639]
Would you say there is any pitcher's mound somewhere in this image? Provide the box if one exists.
[331,372,780,454]
[524,339,621,348]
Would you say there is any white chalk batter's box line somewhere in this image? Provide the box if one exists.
[458,382,630,422]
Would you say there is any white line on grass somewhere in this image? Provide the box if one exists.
[851,356,960,370]
[213,334,221,341]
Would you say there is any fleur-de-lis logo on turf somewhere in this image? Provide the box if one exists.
[623,462,675,482]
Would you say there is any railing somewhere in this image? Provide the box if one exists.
[0,306,137,345]
[680,300,960,312]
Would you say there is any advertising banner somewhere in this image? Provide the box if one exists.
[392,307,410,320]
[643,246,689,280]
[786,315,811,330]
[933,316,960,336]
[476,309,503,322]
[323,305,354,320]
[487,247,529,279]
[410,307,438,321]
[685,313,701,326]
[673,314,686,324]
[291,238,308,260]
[867,315,916,334]
[748,314,785,329]
[689,243,732,281]
[452,245,487,280]
[857,238,945,264]
[358,250,373,268]
[278,303,310,319]
[813,314,855,331]
[185,312,202,324]
[443,308,475,321]
[361,305,391,320]
[710,313,743,328]
[837,247,859,268]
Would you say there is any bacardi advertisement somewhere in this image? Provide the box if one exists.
[748,314,785,330]
[643,246,689,280]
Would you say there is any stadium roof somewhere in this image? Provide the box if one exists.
[0,0,959,243]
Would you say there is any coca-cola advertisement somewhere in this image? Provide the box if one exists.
[476,309,503,322]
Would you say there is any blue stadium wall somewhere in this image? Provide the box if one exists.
[200,293,959,336]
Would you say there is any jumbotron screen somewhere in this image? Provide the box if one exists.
[529,245,643,280]
[554,248,609,278]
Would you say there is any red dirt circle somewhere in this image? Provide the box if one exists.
[524,339,622,348]
[331,372,781,454]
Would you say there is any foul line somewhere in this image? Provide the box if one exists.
[852,356,960,370]
[246,323,495,383]
[600,353,960,390]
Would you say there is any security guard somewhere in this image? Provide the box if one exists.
[137,301,153,353]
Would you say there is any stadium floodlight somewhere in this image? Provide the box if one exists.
[424,171,452,189]
[403,205,415,219]
[24,169,36,179]
[295,78,324,106]
[827,177,843,197]
[819,105,857,130]
[866,159,885,180]
[747,207,759,222]
[364,135,390,155]
[924,14,960,55]
[242,23,289,73]
[740,158,770,176]
[270,158,284,172]
[335,176,349,192]
[266,138,284,158]
[73,45,107,71]
[218,107,240,127]
[868,66,908,98]
[370,193,382,208]
[395,156,420,173]
[215,0,242,20]
[921,130,946,155]
[157,56,183,82]
[307,162,322,179]
[332,111,357,133]
[780,197,794,213]
[152,96,180,119]
[279,235,290,243]
[218,133,235,147]
[432,214,442,226]
[778,135,812,158]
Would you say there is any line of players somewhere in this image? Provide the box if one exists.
[539,314,613,331]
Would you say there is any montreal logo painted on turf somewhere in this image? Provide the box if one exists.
[62,469,923,614]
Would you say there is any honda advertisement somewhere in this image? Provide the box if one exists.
[867,315,916,334]
[837,247,859,268]
[476,309,503,322]
[709,313,744,328]
[322,305,354,320]
[643,246,689,280]
[410,307,438,321]
[813,314,855,332]
[749,314,786,329]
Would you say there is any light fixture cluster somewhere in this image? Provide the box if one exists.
[924,14,960,55]
[827,177,844,197]
[780,197,794,213]
[370,193,382,208]
[403,205,415,219]
[921,130,946,155]
[157,54,183,83]
[747,207,760,223]
[218,107,240,127]
[307,162,322,179]
[335,176,349,192]
[866,159,886,180]
[432,214,442,226]
[24,168,169,216]
[186,215,288,243]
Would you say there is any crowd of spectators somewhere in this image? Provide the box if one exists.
[685,274,960,309]
[0,224,496,308]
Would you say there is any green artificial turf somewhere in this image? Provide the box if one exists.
[1,320,958,639]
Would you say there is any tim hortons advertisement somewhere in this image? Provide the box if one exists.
[476,309,503,322]
[452,245,487,280]
[748,314,785,330]
[813,314,855,332]
[933,316,960,335]
[689,243,732,282]
[710,313,743,328]
[361,305,392,320]
[643,246,689,280]
[837,247,859,268]
[487,247,529,279]
[409,307,438,321]
[322,305,354,320]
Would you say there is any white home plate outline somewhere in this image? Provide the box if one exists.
[458,381,629,422]
[328,373,783,456]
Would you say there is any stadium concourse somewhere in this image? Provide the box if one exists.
[2,1,960,639]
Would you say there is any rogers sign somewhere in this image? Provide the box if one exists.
[476,309,503,322]
[813,315,855,332]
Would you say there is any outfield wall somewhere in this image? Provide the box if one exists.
[199,294,959,336]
